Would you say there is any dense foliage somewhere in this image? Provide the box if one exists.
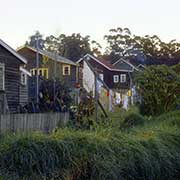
[21,78,72,113]
[0,110,180,180]
[70,90,95,129]
[135,64,180,115]
[26,31,102,61]
[39,79,72,112]
[104,27,180,64]
[120,112,145,129]
[26,28,180,66]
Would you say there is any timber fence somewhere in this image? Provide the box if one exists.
[0,112,69,133]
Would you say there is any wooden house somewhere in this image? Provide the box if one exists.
[77,54,139,91]
[17,46,78,87]
[136,64,146,71]
[0,39,30,113]
[112,58,139,72]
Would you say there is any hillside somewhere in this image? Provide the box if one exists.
[0,109,180,180]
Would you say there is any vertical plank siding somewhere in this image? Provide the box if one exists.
[0,112,69,133]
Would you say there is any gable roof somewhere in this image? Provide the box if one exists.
[77,54,137,72]
[0,39,27,64]
[136,64,145,69]
[113,58,139,71]
[17,45,77,66]
[83,58,110,90]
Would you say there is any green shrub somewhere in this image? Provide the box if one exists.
[135,65,180,115]
[121,112,145,129]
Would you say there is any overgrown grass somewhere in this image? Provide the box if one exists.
[0,109,180,180]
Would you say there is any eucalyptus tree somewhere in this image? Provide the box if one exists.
[104,27,180,63]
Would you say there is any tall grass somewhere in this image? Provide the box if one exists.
[0,110,180,180]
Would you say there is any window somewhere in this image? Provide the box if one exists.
[44,69,47,78]
[63,65,70,75]
[99,73,104,81]
[0,63,5,91]
[120,74,126,83]
[30,69,33,76]
[21,72,27,85]
[39,69,43,76]
[30,68,48,79]
[113,75,119,83]
[34,69,37,76]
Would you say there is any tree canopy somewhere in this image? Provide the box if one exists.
[25,31,45,50]
[104,27,180,64]
[26,32,102,62]
[26,28,180,64]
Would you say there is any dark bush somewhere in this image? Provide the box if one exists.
[121,112,145,129]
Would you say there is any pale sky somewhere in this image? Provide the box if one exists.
[1,0,180,49]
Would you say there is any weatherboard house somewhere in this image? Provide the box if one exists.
[0,39,30,113]
[17,46,78,85]
[77,54,139,93]
[17,46,78,101]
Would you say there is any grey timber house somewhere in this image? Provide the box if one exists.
[0,39,30,113]
[17,46,78,87]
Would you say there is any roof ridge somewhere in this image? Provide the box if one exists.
[18,45,77,66]
[79,54,135,72]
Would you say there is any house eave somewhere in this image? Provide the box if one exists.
[20,67,32,76]
[0,39,27,64]
[17,45,77,66]
[78,54,135,72]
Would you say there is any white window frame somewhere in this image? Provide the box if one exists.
[120,74,126,83]
[62,65,71,75]
[30,68,49,79]
[21,72,27,86]
[99,73,104,81]
[113,75,119,83]
[0,63,5,91]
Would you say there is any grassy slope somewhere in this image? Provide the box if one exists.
[0,109,180,179]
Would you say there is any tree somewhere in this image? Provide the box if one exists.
[104,27,138,57]
[104,27,180,64]
[44,33,102,61]
[25,32,102,61]
[135,65,180,115]
[25,31,45,50]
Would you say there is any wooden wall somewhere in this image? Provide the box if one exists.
[18,47,77,87]
[86,59,131,89]
[19,82,29,106]
[0,45,26,113]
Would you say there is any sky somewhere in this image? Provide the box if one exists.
[1,0,180,50]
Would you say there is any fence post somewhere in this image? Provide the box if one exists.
[0,114,2,133]
[108,89,113,112]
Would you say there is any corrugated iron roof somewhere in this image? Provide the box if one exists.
[17,45,77,66]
